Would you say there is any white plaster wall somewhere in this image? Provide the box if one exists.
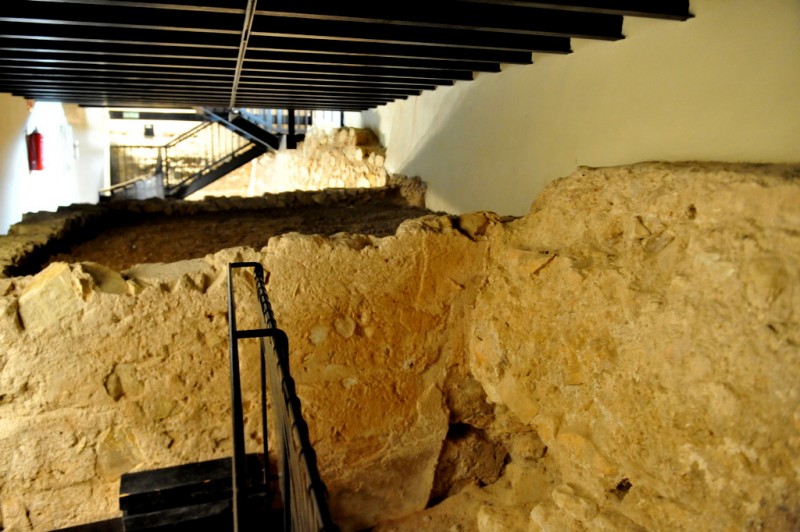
[0,97,109,234]
[65,104,111,196]
[363,0,800,215]
[0,94,31,234]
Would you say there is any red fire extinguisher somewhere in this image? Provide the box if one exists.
[27,128,44,171]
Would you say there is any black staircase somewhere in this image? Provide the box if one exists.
[102,108,308,201]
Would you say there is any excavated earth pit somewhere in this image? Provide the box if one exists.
[44,201,434,273]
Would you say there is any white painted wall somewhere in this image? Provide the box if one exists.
[0,96,109,234]
[363,0,800,215]
[0,94,31,235]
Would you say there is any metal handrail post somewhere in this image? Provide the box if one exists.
[227,266,248,532]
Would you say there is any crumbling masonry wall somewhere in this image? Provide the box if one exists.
[0,162,798,531]
[192,127,389,199]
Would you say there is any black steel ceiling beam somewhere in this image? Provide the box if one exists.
[239,91,399,102]
[3,2,242,33]
[251,16,618,50]
[20,92,381,110]
[242,62,474,81]
[238,78,438,91]
[246,51,500,73]
[245,35,549,63]
[0,78,423,97]
[12,84,399,101]
[0,21,241,48]
[452,0,692,20]
[0,22,549,63]
[0,38,503,72]
[0,63,450,88]
[250,2,622,38]
[108,111,204,121]
[0,56,469,82]
[15,93,396,110]
[235,99,384,108]
[243,72,458,87]
[22,0,244,14]
[0,64,232,80]
[8,80,395,98]
[1,51,235,70]
[15,88,390,104]
[0,38,238,61]
[74,97,375,111]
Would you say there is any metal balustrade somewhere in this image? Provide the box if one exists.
[237,108,312,136]
[103,107,308,201]
[162,120,255,194]
[105,119,258,200]
[228,262,337,532]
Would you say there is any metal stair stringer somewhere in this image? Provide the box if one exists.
[201,108,282,151]
[167,142,267,199]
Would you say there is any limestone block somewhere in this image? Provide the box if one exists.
[551,484,598,521]
[17,262,84,331]
[96,426,143,479]
[372,483,495,532]
[78,262,128,295]
[457,212,500,240]
[123,257,218,291]
[529,501,583,532]
[1,498,33,531]
[104,363,144,400]
[477,504,530,532]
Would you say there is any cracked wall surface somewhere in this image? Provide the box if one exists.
[0,162,799,531]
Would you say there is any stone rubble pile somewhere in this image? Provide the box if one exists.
[1,162,798,531]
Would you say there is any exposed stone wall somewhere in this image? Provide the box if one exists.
[247,127,388,195]
[191,127,389,200]
[465,162,800,532]
[1,162,798,531]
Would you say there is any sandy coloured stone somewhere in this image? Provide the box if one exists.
[1,162,799,531]
[17,262,83,331]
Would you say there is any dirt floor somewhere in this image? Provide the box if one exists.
[48,201,434,272]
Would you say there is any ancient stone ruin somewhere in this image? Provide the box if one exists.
[1,152,799,530]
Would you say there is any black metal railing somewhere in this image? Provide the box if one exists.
[109,144,161,186]
[237,108,312,136]
[106,121,253,197]
[227,262,337,532]
[162,121,253,193]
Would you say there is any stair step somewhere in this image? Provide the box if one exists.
[122,493,279,531]
[120,454,268,514]
[122,498,232,531]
